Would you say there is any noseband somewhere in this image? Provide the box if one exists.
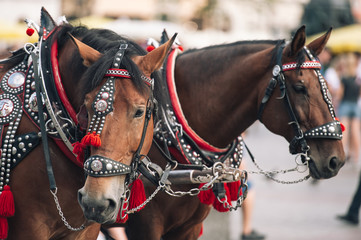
[82,43,155,181]
[258,43,342,155]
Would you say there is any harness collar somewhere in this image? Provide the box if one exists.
[153,48,243,169]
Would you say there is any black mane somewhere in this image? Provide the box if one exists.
[56,24,165,119]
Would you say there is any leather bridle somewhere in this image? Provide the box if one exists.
[82,42,156,184]
[257,43,342,156]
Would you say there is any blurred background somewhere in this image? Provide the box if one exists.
[0,0,360,52]
[1,1,361,240]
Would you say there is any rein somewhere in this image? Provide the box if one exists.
[257,44,342,157]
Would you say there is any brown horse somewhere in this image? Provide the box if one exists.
[124,26,345,239]
[0,8,173,239]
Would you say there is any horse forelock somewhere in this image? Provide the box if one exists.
[56,24,155,98]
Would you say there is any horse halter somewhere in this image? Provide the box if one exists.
[258,43,343,155]
[82,43,155,180]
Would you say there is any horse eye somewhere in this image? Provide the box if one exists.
[134,109,145,118]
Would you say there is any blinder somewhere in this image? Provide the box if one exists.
[258,43,342,155]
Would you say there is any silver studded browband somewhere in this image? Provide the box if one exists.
[84,155,132,177]
[304,121,342,139]
[105,68,154,88]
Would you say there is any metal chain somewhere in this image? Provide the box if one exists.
[50,189,85,231]
[163,171,219,197]
[126,185,162,214]
[248,154,311,184]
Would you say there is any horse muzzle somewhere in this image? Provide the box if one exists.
[77,187,119,224]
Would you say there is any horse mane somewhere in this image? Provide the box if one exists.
[183,39,306,69]
[56,24,165,119]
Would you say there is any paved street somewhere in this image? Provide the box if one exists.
[200,122,361,240]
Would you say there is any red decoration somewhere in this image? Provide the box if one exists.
[178,46,184,51]
[26,28,35,36]
[198,184,215,205]
[227,180,241,201]
[0,185,15,239]
[0,217,8,239]
[128,178,146,211]
[198,182,241,212]
[116,200,129,223]
[72,141,86,163]
[146,45,155,52]
[212,184,232,212]
[335,117,346,132]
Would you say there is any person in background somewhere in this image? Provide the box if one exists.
[239,169,266,240]
[337,52,361,165]
[337,52,361,226]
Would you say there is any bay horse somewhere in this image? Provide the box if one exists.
[122,26,346,239]
[0,8,173,239]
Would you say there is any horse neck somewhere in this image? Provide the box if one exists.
[174,44,274,148]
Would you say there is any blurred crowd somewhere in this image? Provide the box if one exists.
[320,49,361,166]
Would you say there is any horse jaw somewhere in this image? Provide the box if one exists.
[78,175,126,224]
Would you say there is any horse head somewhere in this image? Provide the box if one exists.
[259,26,345,179]
[70,34,175,223]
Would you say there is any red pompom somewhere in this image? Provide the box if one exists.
[128,178,146,211]
[26,28,35,36]
[335,117,346,132]
[198,183,215,205]
[178,45,184,51]
[146,45,155,52]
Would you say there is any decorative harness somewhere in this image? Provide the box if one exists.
[0,16,156,231]
[154,48,244,169]
[257,43,342,157]
[81,42,155,183]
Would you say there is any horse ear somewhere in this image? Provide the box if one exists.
[306,28,332,56]
[285,26,306,57]
[68,33,103,67]
[134,33,177,76]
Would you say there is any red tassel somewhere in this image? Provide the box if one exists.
[198,183,215,205]
[128,179,146,211]
[146,45,155,52]
[26,28,34,36]
[81,132,101,148]
[0,186,15,217]
[227,180,241,201]
[0,217,8,239]
[212,184,232,212]
[0,186,14,239]
[178,46,184,51]
[81,132,93,146]
[72,142,86,163]
[90,133,101,147]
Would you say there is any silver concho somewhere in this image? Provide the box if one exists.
[95,100,108,112]
[0,94,21,124]
[29,92,39,112]
[91,159,103,172]
[0,99,14,117]
[7,72,25,88]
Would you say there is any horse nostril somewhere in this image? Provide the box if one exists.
[107,198,117,212]
[329,157,339,171]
